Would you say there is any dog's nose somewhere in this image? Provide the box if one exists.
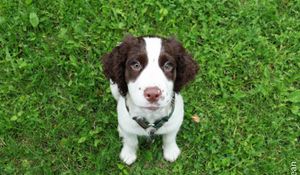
[144,87,162,103]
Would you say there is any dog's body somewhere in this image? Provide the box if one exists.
[111,82,184,164]
[102,36,198,165]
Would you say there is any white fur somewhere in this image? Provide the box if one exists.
[110,37,184,165]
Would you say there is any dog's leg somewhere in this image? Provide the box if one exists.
[118,127,138,165]
[162,131,181,162]
[110,80,120,101]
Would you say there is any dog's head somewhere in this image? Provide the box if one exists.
[102,35,199,110]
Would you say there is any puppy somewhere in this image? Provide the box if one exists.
[102,35,198,165]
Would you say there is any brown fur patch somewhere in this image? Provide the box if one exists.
[158,53,177,81]
[102,36,147,96]
[162,38,199,92]
[125,48,148,83]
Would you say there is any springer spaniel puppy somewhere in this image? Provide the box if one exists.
[102,35,198,165]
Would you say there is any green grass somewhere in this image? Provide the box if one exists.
[0,0,299,174]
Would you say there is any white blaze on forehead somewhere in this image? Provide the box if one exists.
[143,37,162,63]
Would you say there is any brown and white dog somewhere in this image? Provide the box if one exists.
[102,35,198,165]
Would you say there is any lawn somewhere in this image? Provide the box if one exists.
[0,0,299,174]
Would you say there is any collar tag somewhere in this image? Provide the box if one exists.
[148,123,155,127]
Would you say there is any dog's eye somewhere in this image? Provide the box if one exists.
[130,61,142,71]
[163,62,174,72]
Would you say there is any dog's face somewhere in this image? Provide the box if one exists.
[102,36,198,110]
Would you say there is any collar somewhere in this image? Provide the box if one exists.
[125,93,176,134]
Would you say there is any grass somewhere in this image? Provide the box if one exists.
[0,0,299,174]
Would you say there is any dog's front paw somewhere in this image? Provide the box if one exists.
[163,144,181,162]
[120,147,137,165]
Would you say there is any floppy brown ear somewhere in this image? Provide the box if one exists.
[102,35,137,96]
[164,38,199,92]
[174,51,199,92]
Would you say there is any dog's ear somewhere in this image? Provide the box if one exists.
[102,35,137,96]
[164,38,199,92]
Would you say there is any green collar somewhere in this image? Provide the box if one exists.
[126,93,176,138]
